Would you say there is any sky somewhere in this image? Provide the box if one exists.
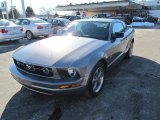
[1,0,110,15]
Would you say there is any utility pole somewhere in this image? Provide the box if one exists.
[11,0,15,19]
[21,0,26,18]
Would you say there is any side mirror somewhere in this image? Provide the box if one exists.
[112,32,124,40]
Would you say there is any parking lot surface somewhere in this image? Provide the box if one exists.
[0,29,160,120]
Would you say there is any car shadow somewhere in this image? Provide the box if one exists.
[1,56,160,120]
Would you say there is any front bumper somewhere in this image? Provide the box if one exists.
[10,64,86,95]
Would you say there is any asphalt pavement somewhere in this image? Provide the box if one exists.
[0,29,160,120]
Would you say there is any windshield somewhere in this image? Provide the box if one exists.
[61,19,71,25]
[0,19,16,26]
[61,21,110,40]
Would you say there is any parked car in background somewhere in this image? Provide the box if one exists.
[109,16,126,23]
[132,16,146,22]
[92,13,111,18]
[146,15,158,23]
[0,19,24,42]
[58,15,81,21]
[15,18,52,40]
[109,16,131,25]
[117,14,131,25]
[10,18,135,97]
[48,18,71,34]
[9,19,16,23]
[40,18,48,22]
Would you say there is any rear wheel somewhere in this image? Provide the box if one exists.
[26,31,33,40]
[87,62,105,97]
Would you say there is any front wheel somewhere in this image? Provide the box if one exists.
[44,35,49,38]
[87,62,105,97]
[126,42,134,59]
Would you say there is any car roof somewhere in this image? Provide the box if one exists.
[52,18,69,20]
[18,18,41,20]
[76,18,121,23]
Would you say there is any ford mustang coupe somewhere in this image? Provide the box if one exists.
[10,18,135,97]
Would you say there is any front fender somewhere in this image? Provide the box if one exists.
[83,51,108,85]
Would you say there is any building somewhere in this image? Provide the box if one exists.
[139,0,160,18]
[56,0,142,17]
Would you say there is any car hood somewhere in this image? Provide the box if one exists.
[13,36,107,67]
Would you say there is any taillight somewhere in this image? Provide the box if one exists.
[0,29,8,33]
[37,26,43,29]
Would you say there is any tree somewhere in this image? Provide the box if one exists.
[54,13,58,18]
[26,6,35,17]
[8,7,20,19]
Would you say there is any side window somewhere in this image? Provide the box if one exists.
[21,20,29,25]
[112,22,124,34]
[58,20,63,26]
[52,19,58,25]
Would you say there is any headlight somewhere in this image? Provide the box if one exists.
[57,68,80,79]
[68,68,77,77]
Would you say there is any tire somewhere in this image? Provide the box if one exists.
[87,62,106,97]
[26,31,33,40]
[44,35,49,38]
[126,41,134,59]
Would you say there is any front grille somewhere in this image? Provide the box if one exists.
[14,59,53,77]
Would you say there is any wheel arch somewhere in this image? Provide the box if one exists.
[25,30,32,35]
[85,56,108,86]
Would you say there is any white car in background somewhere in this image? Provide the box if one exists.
[15,18,52,40]
[0,19,24,42]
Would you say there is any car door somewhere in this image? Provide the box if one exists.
[107,22,125,66]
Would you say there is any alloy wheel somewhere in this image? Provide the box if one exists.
[92,67,104,93]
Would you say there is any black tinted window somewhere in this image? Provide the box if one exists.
[52,19,58,25]
[21,20,30,25]
[62,21,110,40]
[16,19,30,25]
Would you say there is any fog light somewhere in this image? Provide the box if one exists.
[58,83,81,89]
[59,85,71,89]
[68,68,77,77]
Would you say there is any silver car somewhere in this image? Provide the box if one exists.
[10,18,135,97]
[0,19,24,42]
[15,18,52,40]
[48,18,71,34]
